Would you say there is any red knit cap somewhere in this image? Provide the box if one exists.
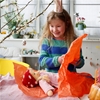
[22,70,38,88]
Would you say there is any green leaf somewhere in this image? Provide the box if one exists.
[76,23,86,29]
[0,0,4,3]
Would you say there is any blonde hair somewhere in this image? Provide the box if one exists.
[39,9,77,48]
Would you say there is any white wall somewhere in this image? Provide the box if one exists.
[77,39,100,76]
[0,39,40,51]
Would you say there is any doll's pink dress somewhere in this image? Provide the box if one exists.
[39,71,58,94]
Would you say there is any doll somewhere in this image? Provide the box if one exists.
[22,68,58,96]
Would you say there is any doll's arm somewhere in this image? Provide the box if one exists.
[39,80,54,96]
[37,75,50,83]
[42,75,50,83]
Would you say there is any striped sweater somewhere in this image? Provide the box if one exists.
[39,38,84,73]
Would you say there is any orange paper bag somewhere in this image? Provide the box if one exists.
[58,34,94,97]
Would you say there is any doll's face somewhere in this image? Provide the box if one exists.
[30,69,40,81]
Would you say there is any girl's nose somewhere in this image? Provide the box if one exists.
[53,27,57,32]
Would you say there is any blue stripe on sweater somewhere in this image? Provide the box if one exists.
[42,44,68,54]
[46,58,55,68]
[39,55,56,68]
[39,55,60,72]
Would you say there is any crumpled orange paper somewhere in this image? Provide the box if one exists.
[58,34,94,97]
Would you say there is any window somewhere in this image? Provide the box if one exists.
[1,0,100,38]
[74,0,100,37]
[0,0,70,38]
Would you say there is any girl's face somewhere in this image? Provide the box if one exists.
[49,18,66,40]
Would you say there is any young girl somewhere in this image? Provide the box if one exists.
[38,0,84,73]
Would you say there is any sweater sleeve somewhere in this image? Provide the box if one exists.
[38,39,60,69]
[76,49,85,69]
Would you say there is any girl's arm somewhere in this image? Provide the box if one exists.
[39,49,60,69]
[39,39,61,69]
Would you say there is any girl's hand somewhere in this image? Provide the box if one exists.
[58,54,65,64]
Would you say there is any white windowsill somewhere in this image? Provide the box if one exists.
[19,54,40,57]
[3,38,40,41]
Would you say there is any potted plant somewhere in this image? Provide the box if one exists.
[75,13,86,30]
[20,29,37,39]
[4,10,28,38]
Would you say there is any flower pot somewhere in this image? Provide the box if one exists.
[12,33,20,38]
[78,24,84,30]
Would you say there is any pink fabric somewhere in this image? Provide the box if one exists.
[0,73,81,100]
[39,71,58,94]
[39,80,55,94]
[40,71,58,88]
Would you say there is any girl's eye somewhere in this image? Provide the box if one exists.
[57,26,60,27]
[58,25,62,27]
[50,25,53,27]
